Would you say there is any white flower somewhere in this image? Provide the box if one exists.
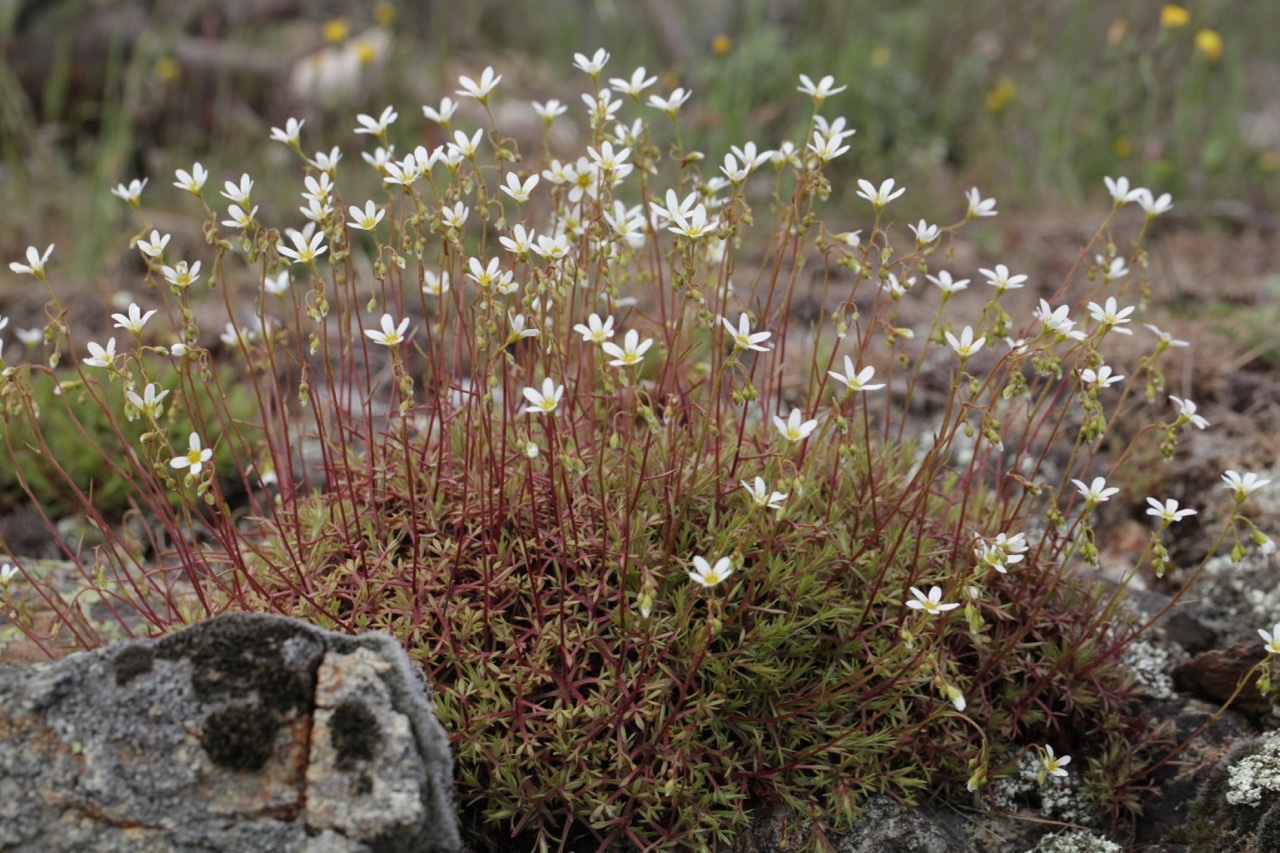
[574,313,616,344]
[222,203,258,230]
[500,224,536,257]
[808,129,851,163]
[909,220,940,246]
[1259,624,1280,656]
[906,586,960,614]
[126,383,170,420]
[667,204,719,240]
[170,432,213,476]
[1072,476,1119,506]
[1146,496,1197,524]
[161,260,202,289]
[1135,188,1174,217]
[173,162,207,195]
[1079,364,1124,387]
[648,88,692,117]
[1097,254,1129,282]
[422,97,458,126]
[112,303,157,334]
[572,49,610,77]
[688,555,734,588]
[1040,745,1071,778]
[309,146,343,173]
[111,178,147,207]
[506,313,539,344]
[422,271,450,297]
[365,314,410,347]
[532,99,568,123]
[965,186,997,218]
[277,230,327,265]
[449,128,484,160]
[722,313,772,352]
[441,201,469,231]
[1036,299,1085,341]
[945,326,985,359]
[362,145,396,170]
[828,356,884,393]
[524,440,540,459]
[9,244,53,278]
[1087,296,1135,335]
[84,338,118,369]
[1169,395,1209,430]
[978,264,1027,292]
[137,231,170,258]
[0,563,19,590]
[347,200,385,231]
[602,329,653,368]
[610,66,657,97]
[263,271,291,296]
[797,73,847,102]
[220,173,254,205]
[532,233,572,262]
[742,477,787,510]
[1104,175,1142,206]
[522,377,565,415]
[1143,324,1189,348]
[501,171,540,204]
[270,117,305,146]
[457,66,501,101]
[928,270,969,294]
[773,409,818,443]
[856,178,905,208]
[1222,470,1271,501]
[354,105,398,136]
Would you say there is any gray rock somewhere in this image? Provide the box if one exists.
[0,612,460,852]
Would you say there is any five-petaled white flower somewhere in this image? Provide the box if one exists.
[221,204,258,230]
[946,326,985,360]
[668,204,718,240]
[574,314,616,345]
[602,329,653,368]
[422,97,458,126]
[1079,364,1124,388]
[173,162,207,195]
[365,314,410,347]
[1135,188,1174,217]
[688,555,734,588]
[909,220,940,247]
[220,173,254,205]
[742,477,787,510]
[137,230,170,258]
[773,409,818,443]
[10,244,53,278]
[441,202,470,231]
[1040,745,1071,778]
[610,67,658,98]
[1104,176,1142,206]
[531,99,567,123]
[807,129,852,163]
[457,66,502,101]
[1146,497,1197,524]
[84,338,118,369]
[856,178,905,209]
[573,49,610,78]
[1222,470,1271,502]
[112,303,157,335]
[111,178,147,207]
[722,313,772,352]
[270,117,305,147]
[263,271,290,296]
[965,187,997,218]
[1072,476,1119,507]
[354,105,398,137]
[277,231,327,265]
[1143,324,1189,349]
[501,171,540,204]
[928,270,969,294]
[126,383,170,420]
[648,87,692,117]
[160,260,202,289]
[1087,297,1135,335]
[978,264,1027,292]
[1169,395,1209,430]
[422,271,450,297]
[1259,624,1280,656]
[906,586,960,615]
[0,563,19,590]
[797,73,847,103]
[828,356,884,393]
[522,378,565,415]
[170,432,213,477]
[347,200,385,231]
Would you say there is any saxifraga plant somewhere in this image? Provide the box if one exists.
[2,53,1276,851]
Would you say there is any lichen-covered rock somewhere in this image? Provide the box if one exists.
[0,612,460,852]
[1172,729,1280,853]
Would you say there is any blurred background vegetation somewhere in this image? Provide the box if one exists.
[3,1,1276,254]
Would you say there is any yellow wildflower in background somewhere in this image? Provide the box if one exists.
[1195,29,1223,62]
[870,46,892,69]
[1114,136,1133,158]
[711,33,732,57]
[1160,5,1190,29]
[985,77,1017,112]
[154,56,180,84]
[323,17,351,44]
[373,2,396,26]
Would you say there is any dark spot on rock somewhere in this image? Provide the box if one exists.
[154,614,319,715]
[112,645,153,686]
[354,771,373,796]
[332,699,380,770]
[201,704,279,772]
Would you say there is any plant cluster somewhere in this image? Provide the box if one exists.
[1,48,1276,851]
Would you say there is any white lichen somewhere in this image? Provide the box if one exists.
[1028,829,1123,852]
[1118,637,1176,700]
[990,750,1095,826]
[1226,730,1280,807]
